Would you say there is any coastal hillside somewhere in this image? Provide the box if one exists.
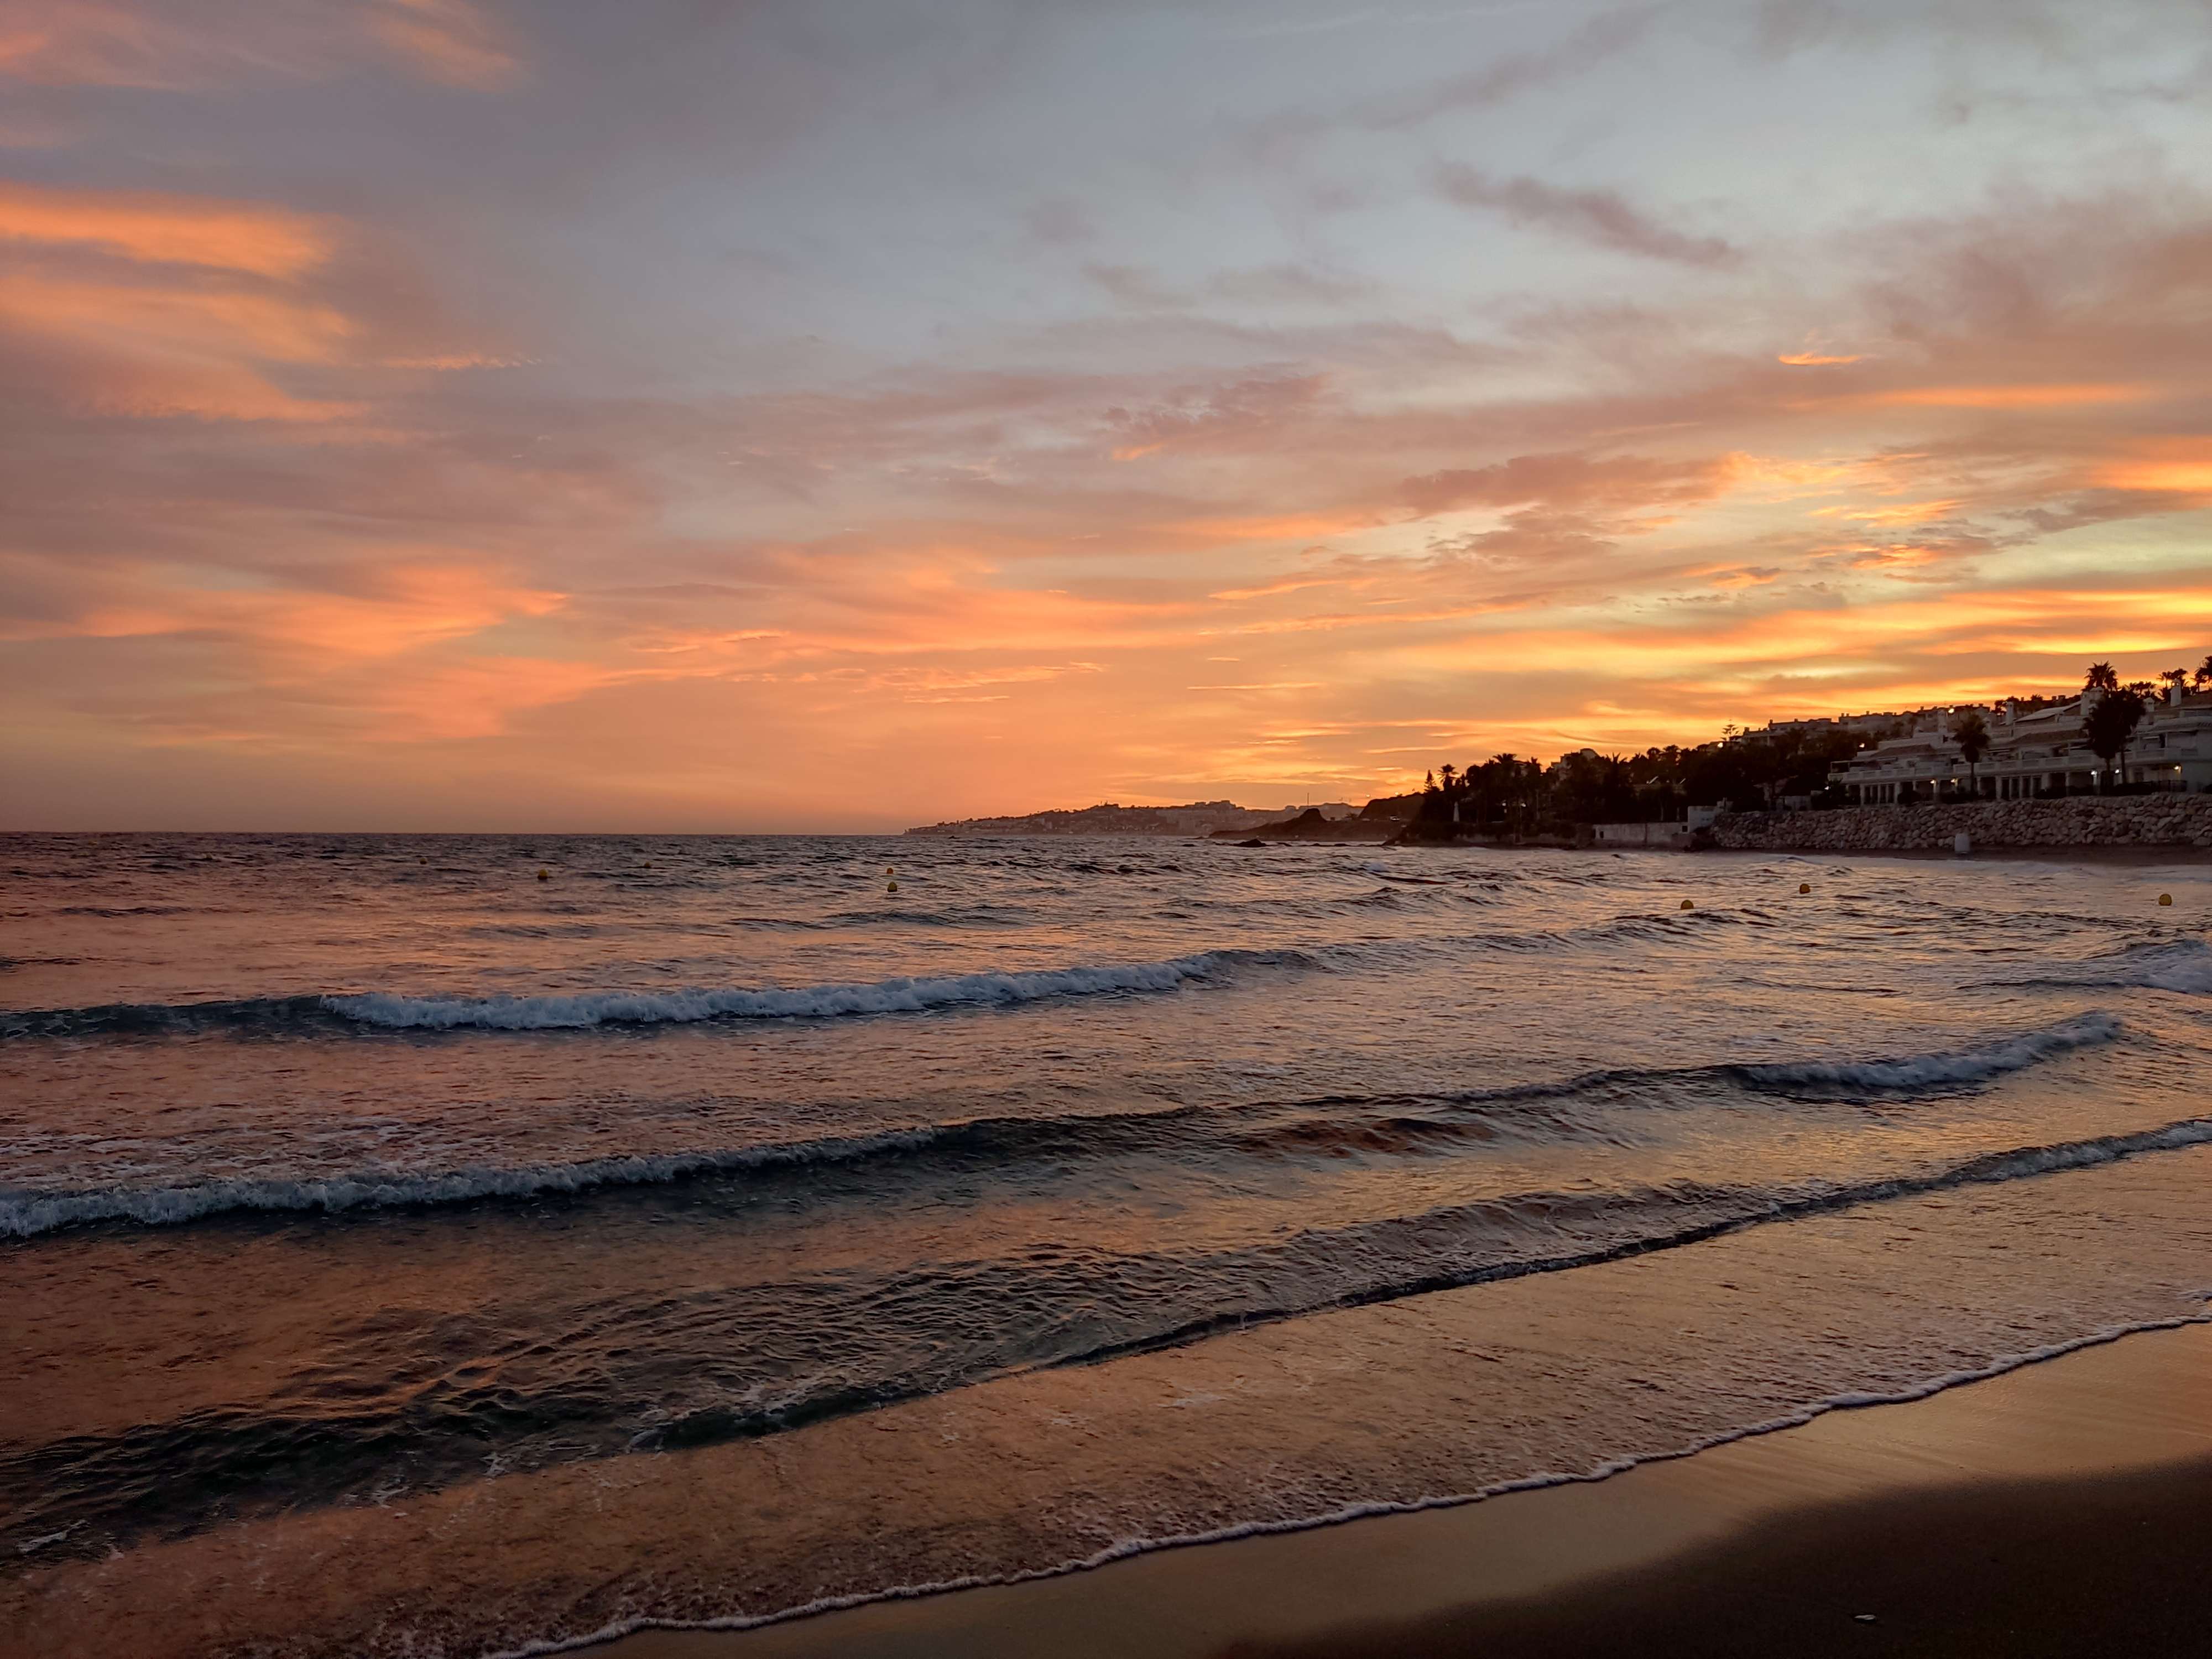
[905,800,1355,837]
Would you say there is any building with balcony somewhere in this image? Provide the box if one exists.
[1828,686,2212,804]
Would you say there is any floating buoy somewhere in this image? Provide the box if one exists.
[1798,881,1811,894]
[1680,898,1694,911]
[2160,893,2174,906]
[536,868,549,882]
[887,879,899,893]
[885,865,895,876]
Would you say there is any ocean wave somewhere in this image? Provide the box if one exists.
[48,904,203,917]
[1049,1114,2212,1368]
[327,950,1306,1030]
[0,992,341,1040]
[1727,1010,2122,1092]
[0,948,1313,1041]
[0,1014,2130,1238]
[728,905,1036,931]
[1459,907,1766,954]
[1988,938,2212,995]
[0,1126,954,1238]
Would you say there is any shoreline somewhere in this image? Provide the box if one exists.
[603,1319,2212,1659]
[18,1144,2212,1659]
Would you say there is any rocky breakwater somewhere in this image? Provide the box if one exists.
[1708,795,2212,853]
[1210,807,1396,844]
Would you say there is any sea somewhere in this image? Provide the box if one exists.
[6,832,2212,1655]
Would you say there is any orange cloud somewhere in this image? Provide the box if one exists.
[0,0,521,90]
[1164,509,1381,546]
[0,272,354,359]
[8,560,565,661]
[1851,383,2152,410]
[1776,351,1865,366]
[0,180,331,276]
[354,656,620,741]
[2095,458,2212,494]
[1412,585,2212,685]
[367,0,518,90]
[1811,499,1963,525]
[0,269,361,420]
[0,181,474,422]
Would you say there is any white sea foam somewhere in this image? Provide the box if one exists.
[484,1314,2212,1659]
[1736,1010,2122,1090]
[2005,938,2212,995]
[324,951,1280,1032]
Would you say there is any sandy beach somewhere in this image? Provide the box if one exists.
[611,1320,2212,1659]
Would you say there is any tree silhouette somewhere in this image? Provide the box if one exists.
[2198,654,2212,688]
[2084,661,2121,692]
[2082,687,2146,790]
[1951,709,1990,796]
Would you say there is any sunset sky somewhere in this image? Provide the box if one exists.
[4,0,2211,830]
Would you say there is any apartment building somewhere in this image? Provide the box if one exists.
[1828,686,2212,804]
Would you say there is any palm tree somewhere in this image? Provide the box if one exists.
[2084,661,2120,692]
[2197,654,2212,689]
[1951,709,1990,797]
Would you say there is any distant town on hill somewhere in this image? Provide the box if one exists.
[905,656,2212,839]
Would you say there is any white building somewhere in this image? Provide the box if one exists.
[1829,686,2212,804]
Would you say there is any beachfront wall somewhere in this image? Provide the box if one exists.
[1592,821,1697,849]
[1707,794,2212,853]
[1827,688,2212,804]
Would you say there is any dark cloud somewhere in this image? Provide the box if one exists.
[1432,164,1740,267]
[1083,263,1187,310]
[1354,5,1665,129]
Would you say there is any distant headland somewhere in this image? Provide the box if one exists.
[905,654,2212,852]
[904,800,1358,838]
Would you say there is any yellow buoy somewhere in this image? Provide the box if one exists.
[1798,881,1811,894]
[1680,898,1694,911]
[888,879,899,893]
[2160,893,2174,906]
[536,868,550,882]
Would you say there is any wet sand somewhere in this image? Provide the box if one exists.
[611,1320,2212,1659]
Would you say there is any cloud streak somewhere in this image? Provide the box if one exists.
[1432,164,1741,266]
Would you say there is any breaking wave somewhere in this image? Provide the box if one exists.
[0,949,1316,1041]
[1989,938,2212,997]
[0,1014,2126,1238]
[1725,1010,2122,1092]
[331,950,1310,1030]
